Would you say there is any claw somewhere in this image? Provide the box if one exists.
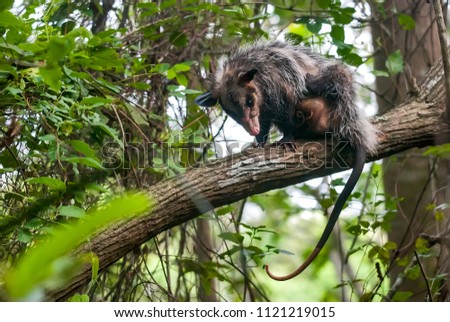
[276,138,298,152]
[252,141,266,149]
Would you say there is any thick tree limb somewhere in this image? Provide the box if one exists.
[48,57,449,301]
[432,0,450,122]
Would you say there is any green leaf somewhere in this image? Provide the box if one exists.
[306,20,322,34]
[39,65,62,92]
[138,2,159,16]
[68,140,97,158]
[47,36,75,62]
[219,245,241,258]
[39,134,57,142]
[89,47,124,70]
[170,31,188,48]
[332,7,355,24]
[392,291,413,302]
[368,246,379,259]
[330,25,345,42]
[377,246,390,261]
[92,122,122,147]
[96,29,117,40]
[64,157,104,169]
[385,50,404,75]
[167,85,191,98]
[6,87,21,96]
[68,294,90,302]
[160,0,176,10]
[89,253,99,281]
[95,78,121,93]
[215,205,234,216]
[319,197,334,209]
[167,68,176,80]
[398,14,416,31]
[18,41,44,54]
[183,89,202,95]
[173,63,192,72]
[287,23,312,39]
[26,177,66,191]
[423,143,450,157]
[152,63,171,74]
[17,229,33,244]
[218,232,244,245]
[360,292,375,302]
[415,237,429,253]
[426,202,436,211]
[276,248,295,255]
[0,0,14,11]
[435,210,445,221]
[317,0,333,9]
[24,218,45,230]
[0,42,28,56]
[65,27,92,40]
[383,241,397,250]
[360,221,370,228]
[5,193,153,300]
[131,82,151,90]
[396,256,410,267]
[0,64,17,78]
[84,183,109,193]
[0,11,21,27]
[343,53,363,67]
[372,70,390,77]
[405,265,420,280]
[0,167,15,174]
[176,74,188,87]
[81,96,113,107]
[61,20,76,35]
[347,224,362,236]
[59,206,86,218]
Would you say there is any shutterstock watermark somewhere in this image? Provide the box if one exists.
[100,132,352,171]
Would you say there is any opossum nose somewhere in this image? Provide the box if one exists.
[249,128,259,136]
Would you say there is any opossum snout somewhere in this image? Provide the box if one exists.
[242,122,260,136]
[241,113,260,136]
[238,101,260,136]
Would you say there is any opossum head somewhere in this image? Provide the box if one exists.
[195,69,262,137]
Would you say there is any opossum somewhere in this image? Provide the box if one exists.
[195,40,378,280]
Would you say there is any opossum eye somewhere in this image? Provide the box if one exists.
[246,97,253,108]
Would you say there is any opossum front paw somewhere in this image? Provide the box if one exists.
[276,137,298,151]
[252,141,266,149]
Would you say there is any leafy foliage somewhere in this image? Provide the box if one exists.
[0,0,441,302]
[5,193,152,300]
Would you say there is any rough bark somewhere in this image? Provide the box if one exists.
[47,57,449,301]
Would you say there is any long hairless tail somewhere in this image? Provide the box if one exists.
[265,146,367,281]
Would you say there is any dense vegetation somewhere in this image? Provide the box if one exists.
[0,0,448,301]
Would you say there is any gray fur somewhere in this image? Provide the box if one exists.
[204,40,378,154]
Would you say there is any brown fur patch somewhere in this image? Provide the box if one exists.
[292,97,331,139]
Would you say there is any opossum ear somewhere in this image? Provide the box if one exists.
[238,69,258,86]
[194,91,218,107]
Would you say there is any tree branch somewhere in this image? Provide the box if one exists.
[432,0,450,122]
[47,56,449,301]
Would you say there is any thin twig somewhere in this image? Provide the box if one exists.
[414,251,433,301]
[432,0,450,122]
